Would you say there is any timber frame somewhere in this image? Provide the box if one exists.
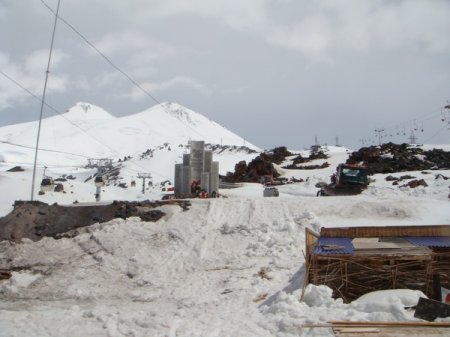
[305,225,450,303]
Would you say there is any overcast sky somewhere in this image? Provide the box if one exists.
[1,0,449,150]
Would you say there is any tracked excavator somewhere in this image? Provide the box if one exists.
[317,163,369,196]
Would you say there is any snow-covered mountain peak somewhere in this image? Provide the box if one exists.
[158,102,198,125]
[63,102,116,121]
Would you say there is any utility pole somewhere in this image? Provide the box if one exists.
[374,129,384,146]
[137,173,152,194]
[408,130,418,145]
[31,0,61,201]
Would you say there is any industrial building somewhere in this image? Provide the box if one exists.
[174,141,220,197]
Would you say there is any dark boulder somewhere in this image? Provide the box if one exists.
[6,166,24,172]
[54,183,64,192]
[347,143,450,174]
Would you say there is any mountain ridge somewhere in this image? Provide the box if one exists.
[0,101,260,167]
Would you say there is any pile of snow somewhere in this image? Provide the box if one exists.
[0,190,449,336]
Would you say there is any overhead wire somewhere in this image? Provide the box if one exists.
[7,0,211,179]
[0,139,90,158]
[422,124,449,144]
[0,69,130,158]
[0,70,171,179]
[362,103,449,146]
[38,0,208,141]
[0,160,84,169]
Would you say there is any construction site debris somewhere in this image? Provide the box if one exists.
[414,297,450,321]
[0,200,190,242]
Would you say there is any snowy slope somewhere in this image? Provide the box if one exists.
[0,101,259,167]
[0,106,450,336]
[0,143,450,336]
[0,102,261,208]
[0,194,449,336]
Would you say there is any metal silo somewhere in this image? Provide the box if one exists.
[182,166,192,194]
[210,161,219,195]
[174,163,183,195]
[203,150,213,173]
[201,172,210,193]
[183,153,190,166]
[190,141,205,182]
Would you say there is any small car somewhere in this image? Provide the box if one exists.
[263,187,279,197]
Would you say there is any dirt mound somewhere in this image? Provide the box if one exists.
[222,155,280,183]
[347,143,450,174]
[6,166,24,172]
[0,200,190,242]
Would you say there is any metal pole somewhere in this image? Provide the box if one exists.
[96,186,101,202]
[31,0,61,200]
[95,167,101,202]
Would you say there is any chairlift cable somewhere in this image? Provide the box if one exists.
[38,0,208,141]
[421,124,448,144]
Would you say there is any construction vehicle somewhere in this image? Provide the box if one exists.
[317,163,369,196]
[263,187,279,197]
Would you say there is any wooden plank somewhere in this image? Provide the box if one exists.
[336,327,450,337]
[352,248,432,258]
[304,323,450,337]
[333,327,450,337]
[328,320,450,327]
[320,225,450,238]
[336,327,380,333]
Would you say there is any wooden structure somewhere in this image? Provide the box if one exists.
[305,225,450,303]
[303,321,450,337]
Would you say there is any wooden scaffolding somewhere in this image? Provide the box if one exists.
[305,225,450,303]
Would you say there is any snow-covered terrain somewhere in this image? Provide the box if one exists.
[0,102,259,213]
[0,102,450,336]
[0,101,258,166]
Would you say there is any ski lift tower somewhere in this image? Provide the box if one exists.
[137,173,152,194]
[86,158,113,201]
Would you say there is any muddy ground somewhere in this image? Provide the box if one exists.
[0,200,190,242]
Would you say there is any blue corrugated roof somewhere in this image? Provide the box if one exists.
[314,237,353,255]
[406,236,450,248]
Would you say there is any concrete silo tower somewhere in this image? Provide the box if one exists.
[174,140,220,197]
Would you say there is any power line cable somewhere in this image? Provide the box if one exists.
[0,139,90,158]
[0,70,61,115]
[38,0,208,141]
[1,70,171,177]
[364,102,449,145]
[0,69,127,157]
[0,160,84,169]
[2,1,204,181]
[422,124,448,144]
[38,0,161,106]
